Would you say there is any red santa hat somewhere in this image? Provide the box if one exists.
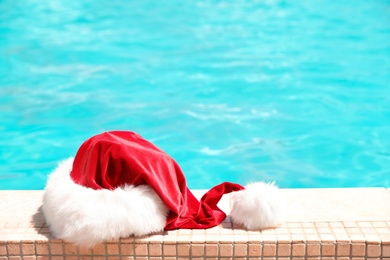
[42,131,285,247]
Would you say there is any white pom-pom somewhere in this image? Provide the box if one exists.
[229,182,285,230]
[42,158,169,247]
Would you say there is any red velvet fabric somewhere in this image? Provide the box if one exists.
[70,131,245,230]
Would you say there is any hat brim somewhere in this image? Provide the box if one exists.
[42,158,169,247]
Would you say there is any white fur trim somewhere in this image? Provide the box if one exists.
[42,158,169,247]
[229,182,285,230]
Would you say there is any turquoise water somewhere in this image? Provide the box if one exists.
[1,0,389,189]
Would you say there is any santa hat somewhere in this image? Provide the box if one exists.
[42,131,285,247]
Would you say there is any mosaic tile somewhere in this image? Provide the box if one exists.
[0,189,389,258]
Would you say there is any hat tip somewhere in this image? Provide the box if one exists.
[229,182,285,230]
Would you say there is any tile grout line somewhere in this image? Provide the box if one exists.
[203,239,206,260]
[61,240,65,259]
[246,241,249,260]
[5,241,8,258]
[47,239,52,260]
[18,240,22,259]
[160,238,164,260]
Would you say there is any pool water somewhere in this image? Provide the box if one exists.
[1,0,389,189]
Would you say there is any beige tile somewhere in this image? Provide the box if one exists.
[162,243,176,256]
[349,234,366,243]
[372,221,388,228]
[361,227,377,234]
[334,233,351,242]
[36,257,50,260]
[263,243,276,256]
[277,234,292,242]
[134,243,147,255]
[7,242,21,255]
[92,243,106,254]
[306,234,320,242]
[177,229,192,235]
[65,256,79,260]
[320,234,336,242]
[205,226,220,235]
[322,242,335,256]
[302,222,316,228]
[247,233,263,243]
[263,234,278,242]
[344,222,359,228]
[144,234,164,243]
[277,243,291,257]
[162,233,179,243]
[203,234,220,243]
[232,243,246,256]
[375,227,390,234]
[0,242,6,256]
[332,228,348,234]
[291,234,306,242]
[336,242,351,256]
[383,244,390,257]
[219,243,233,257]
[149,257,162,260]
[287,223,302,228]
[177,243,190,256]
[106,243,119,255]
[121,243,134,255]
[64,243,78,255]
[275,227,290,234]
[49,242,63,255]
[302,228,317,234]
[175,235,191,242]
[52,256,68,260]
[307,243,320,256]
[205,243,218,256]
[365,234,381,243]
[7,257,22,260]
[234,234,249,242]
[191,234,206,242]
[35,242,49,255]
[78,246,92,255]
[21,257,36,260]
[329,222,344,228]
[148,243,162,256]
[191,243,204,256]
[248,243,261,256]
[380,234,390,242]
[93,257,106,260]
[317,227,333,234]
[351,243,366,256]
[291,243,305,256]
[367,244,381,257]
[21,242,35,255]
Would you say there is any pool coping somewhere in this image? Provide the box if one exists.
[1,188,390,259]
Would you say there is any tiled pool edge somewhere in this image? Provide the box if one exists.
[1,188,390,259]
